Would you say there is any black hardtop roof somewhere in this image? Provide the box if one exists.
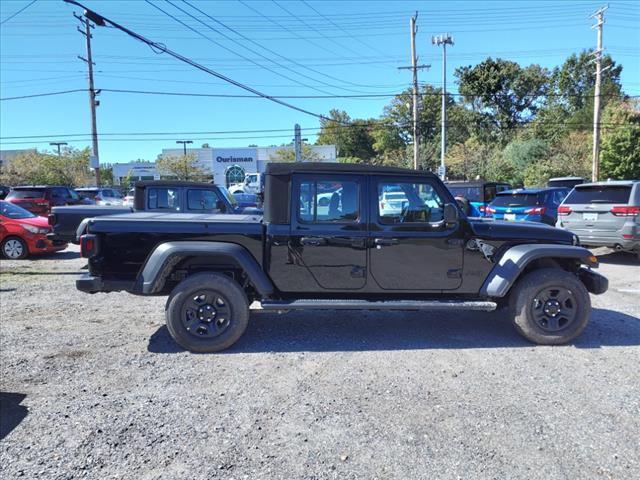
[13,185,71,190]
[134,180,220,188]
[445,180,511,187]
[265,162,438,177]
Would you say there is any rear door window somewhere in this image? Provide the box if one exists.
[448,186,482,202]
[491,194,540,207]
[147,187,179,210]
[7,188,46,199]
[298,179,360,223]
[564,186,631,204]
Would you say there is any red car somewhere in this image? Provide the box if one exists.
[0,200,68,259]
[5,186,85,215]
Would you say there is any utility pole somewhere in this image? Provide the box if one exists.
[294,124,302,162]
[432,33,454,181]
[75,13,101,186]
[398,12,430,170]
[176,140,193,180]
[590,5,608,182]
[49,141,68,157]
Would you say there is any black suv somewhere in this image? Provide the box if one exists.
[76,163,608,352]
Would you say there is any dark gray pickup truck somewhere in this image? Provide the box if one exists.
[76,163,608,353]
[48,181,259,243]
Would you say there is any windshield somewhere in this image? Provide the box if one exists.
[7,188,46,199]
[491,193,540,208]
[77,190,98,200]
[564,185,632,204]
[384,192,407,200]
[219,186,237,207]
[0,200,36,219]
[448,186,482,202]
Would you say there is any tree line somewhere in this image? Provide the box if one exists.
[314,50,639,185]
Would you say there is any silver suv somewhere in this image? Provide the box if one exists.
[556,180,640,258]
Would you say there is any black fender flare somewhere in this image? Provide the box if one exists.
[136,241,275,296]
[479,244,598,297]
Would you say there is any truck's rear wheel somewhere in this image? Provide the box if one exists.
[509,268,591,345]
[165,272,249,353]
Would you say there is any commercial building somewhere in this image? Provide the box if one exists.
[112,162,160,185]
[0,149,37,169]
[161,144,337,185]
[112,144,336,186]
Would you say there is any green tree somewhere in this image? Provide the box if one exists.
[270,144,320,162]
[455,58,550,138]
[316,109,375,160]
[551,50,622,112]
[156,154,208,181]
[600,100,640,180]
[0,147,93,186]
[446,137,498,181]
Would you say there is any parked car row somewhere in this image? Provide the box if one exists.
[446,178,640,259]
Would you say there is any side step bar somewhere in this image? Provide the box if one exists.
[254,299,497,312]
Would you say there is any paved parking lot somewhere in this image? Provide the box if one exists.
[1,245,639,479]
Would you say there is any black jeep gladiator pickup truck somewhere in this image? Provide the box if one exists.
[48,181,259,243]
[77,163,608,352]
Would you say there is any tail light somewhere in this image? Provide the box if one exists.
[557,206,572,215]
[525,206,546,215]
[48,213,56,226]
[610,206,640,217]
[380,201,385,209]
[80,234,98,258]
[478,205,486,213]
[485,207,496,215]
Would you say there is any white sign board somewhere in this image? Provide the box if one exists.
[212,148,257,184]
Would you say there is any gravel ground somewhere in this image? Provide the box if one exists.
[1,245,639,479]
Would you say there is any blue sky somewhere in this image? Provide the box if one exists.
[1,0,638,165]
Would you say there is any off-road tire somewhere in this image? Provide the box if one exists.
[165,272,249,353]
[1,236,29,260]
[509,268,591,345]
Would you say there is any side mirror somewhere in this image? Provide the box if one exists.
[444,203,460,227]
[216,199,227,212]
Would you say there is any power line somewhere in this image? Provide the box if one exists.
[0,89,87,100]
[1,121,636,146]
[0,0,38,25]
[3,86,637,102]
[145,0,338,96]
[62,0,331,122]
[179,0,388,92]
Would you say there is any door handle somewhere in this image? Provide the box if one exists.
[300,237,327,246]
[373,238,399,247]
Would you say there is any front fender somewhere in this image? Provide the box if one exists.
[479,244,598,297]
[136,241,275,296]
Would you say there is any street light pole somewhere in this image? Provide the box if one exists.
[176,140,193,180]
[49,141,68,157]
[432,33,454,180]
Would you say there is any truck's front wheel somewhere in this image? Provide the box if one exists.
[509,268,591,345]
[166,273,249,353]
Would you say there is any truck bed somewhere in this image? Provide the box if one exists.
[85,212,265,281]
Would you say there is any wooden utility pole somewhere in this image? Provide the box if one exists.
[294,124,302,162]
[590,5,608,182]
[398,13,430,170]
[76,14,100,186]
